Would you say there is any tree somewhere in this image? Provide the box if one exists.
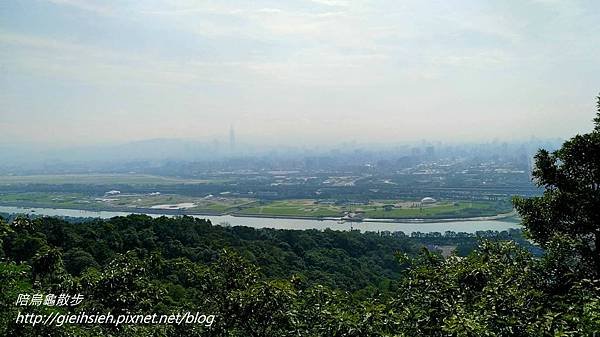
[514,94,600,276]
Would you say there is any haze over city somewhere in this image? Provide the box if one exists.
[1,0,600,148]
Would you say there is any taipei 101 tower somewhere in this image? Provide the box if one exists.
[229,124,235,152]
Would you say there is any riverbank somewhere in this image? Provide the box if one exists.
[0,205,522,233]
[231,210,519,223]
[0,201,518,224]
[0,201,228,216]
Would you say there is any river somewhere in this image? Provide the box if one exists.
[0,206,521,233]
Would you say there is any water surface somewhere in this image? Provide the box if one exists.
[0,206,521,234]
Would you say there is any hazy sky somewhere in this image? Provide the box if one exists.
[1,0,599,147]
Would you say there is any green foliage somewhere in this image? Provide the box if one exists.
[514,94,600,275]
[0,213,598,336]
[29,214,416,292]
[391,240,600,336]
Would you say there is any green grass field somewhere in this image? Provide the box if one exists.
[236,200,342,217]
[360,201,508,219]
[0,192,96,208]
[108,194,255,213]
[0,192,252,214]
[234,199,512,219]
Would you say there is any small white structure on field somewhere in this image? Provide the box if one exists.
[421,197,437,204]
[105,190,121,196]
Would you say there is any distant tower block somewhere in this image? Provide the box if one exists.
[229,124,235,151]
[425,146,435,157]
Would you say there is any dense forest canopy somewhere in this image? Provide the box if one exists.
[0,214,597,336]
